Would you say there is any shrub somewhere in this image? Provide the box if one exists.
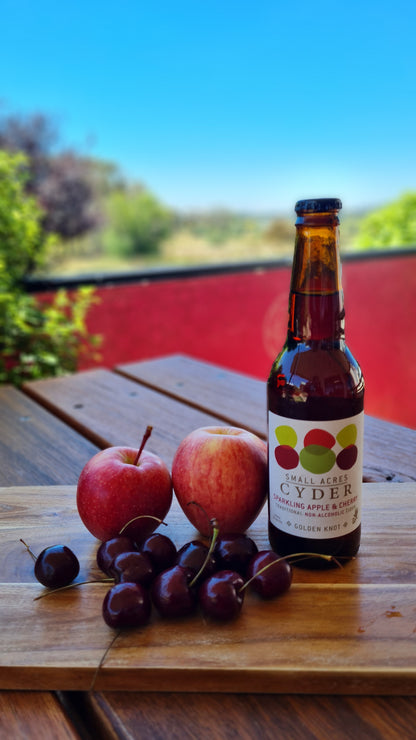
[356,192,416,249]
[102,187,174,258]
[0,150,100,385]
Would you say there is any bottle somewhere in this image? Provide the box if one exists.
[267,198,364,563]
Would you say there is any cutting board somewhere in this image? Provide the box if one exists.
[1,483,416,694]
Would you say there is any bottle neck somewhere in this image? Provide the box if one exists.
[287,211,345,343]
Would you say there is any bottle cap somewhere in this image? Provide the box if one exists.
[295,198,342,213]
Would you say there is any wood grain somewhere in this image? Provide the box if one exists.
[0,692,80,740]
[0,385,99,486]
[77,691,416,740]
[1,484,415,693]
[117,353,266,436]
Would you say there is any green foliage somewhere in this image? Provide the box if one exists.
[102,187,174,258]
[356,192,416,249]
[0,150,100,385]
[0,150,46,284]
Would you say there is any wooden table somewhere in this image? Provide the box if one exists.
[1,353,416,739]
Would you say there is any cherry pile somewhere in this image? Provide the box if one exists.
[96,530,293,628]
[23,530,336,630]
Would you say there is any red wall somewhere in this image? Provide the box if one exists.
[48,252,416,429]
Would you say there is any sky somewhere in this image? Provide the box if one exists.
[1,0,415,215]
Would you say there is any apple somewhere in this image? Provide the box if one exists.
[172,426,268,537]
[77,428,172,542]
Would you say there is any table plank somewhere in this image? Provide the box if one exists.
[23,368,229,467]
[117,354,416,481]
[117,353,266,436]
[0,692,81,740]
[75,691,416,740]
[0,386,99,486]
[1,484,416,694]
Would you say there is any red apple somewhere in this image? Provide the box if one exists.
[76,439,172,542]
[172,426,268,536]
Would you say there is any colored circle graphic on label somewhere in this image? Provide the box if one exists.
[274,425,297,448]
[299,444,336,474]
[273,422,358,472]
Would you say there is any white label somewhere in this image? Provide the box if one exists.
[268,411,363,539]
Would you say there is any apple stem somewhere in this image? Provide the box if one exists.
[20,538,37,562]
[239,552,344,593]
[133,425,153,466]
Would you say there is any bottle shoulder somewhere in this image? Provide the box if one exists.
[268,341,364,418]
[269,341,363,378]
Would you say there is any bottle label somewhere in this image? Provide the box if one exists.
[268,411,364,539]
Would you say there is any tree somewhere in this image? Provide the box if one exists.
[356,192,416,249]
[0,111,99,241]
[102,187,175,258]
[0,150,100,385]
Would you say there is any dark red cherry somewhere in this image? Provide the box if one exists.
[199,570,245,621]
[96,536,137,575]
[175,540,217,578]
[214,533,258,575]
[33,545,80,588]
[102,582,151,629]
[140,533,177,573]
[110,551,154,587]
[151,565,197,618]
[246,551,292,599]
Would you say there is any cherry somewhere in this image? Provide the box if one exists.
[151,565,197,618]
[102,582,151,629]
[140,533,177,573]
[199,570,245,621]
[214,533,258,575]
[110,551,154,587]
[246,551,292,599]
[175,540,217,577]
[96,536,137,575]
[21,540,80,588]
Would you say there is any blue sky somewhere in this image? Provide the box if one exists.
[1,0,415,214]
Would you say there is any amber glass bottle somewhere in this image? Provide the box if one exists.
[267,198,364,562]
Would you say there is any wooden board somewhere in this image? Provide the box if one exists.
[1,483,416,694]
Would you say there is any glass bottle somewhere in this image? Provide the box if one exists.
[267,198,364,563]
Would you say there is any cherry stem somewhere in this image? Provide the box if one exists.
[118,514,167,536]
[89,629,121,692]
[189,523,220,588]
[20,539,37,562]
[33,578,114,600]
[239,552,343,593]
[133,425,153,466]
[187,500,219,534]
